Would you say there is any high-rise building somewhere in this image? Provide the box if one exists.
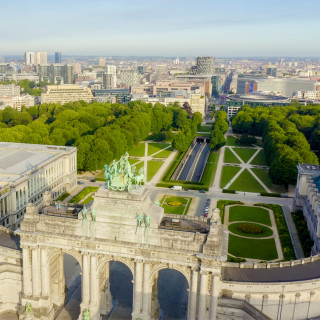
[34,52,47,65]
[24,52,35,65]
[196,57,215,75]
[99,58,106,68]
[266,67,277,77]
[36,64,74,84]
[55,52,62,64]
[237,79,258,94]
[103,65,117,89]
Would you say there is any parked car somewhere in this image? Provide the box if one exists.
[77,181,84,185]
[199,190,206,193]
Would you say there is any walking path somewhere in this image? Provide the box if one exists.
[211,146,225,191]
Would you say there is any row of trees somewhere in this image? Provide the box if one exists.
[0,100,202,171]
[232,105,320,188]
[209,110,228,150]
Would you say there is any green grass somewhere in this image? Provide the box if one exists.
[148,142,170,156]
[229,205,272,226]
[197,125,212,132]
[251,168,273,189]
[154,147,174,158]
[226,136,239,146]
[129,143,146,157]
[56,192,70,202]
[228,234,278,260]
[228,169,266,193]
[147,160,164,181]
[132,161,144,172]
[232,148,257,163]
[161,195,192,215]
[217,200,242,224]
[224,148,241,163]
[95,169,105,179]
[220,166,241,188]
[228,222,273,238]
[69,187,99,204]
[200,151,220,188]
[250,149,267,165]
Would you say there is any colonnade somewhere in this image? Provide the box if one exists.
[20,246,222,320]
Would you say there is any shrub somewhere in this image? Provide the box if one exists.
[222,189,236,194]
[237,223,264,234]
[227,255,246,263]
[260,192,281,197]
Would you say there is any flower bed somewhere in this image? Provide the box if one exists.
[237,223,264,234]
[167,201,183,207]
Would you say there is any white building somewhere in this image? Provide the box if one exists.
[294,164,320,255]
[41,84,94,104]
[0,84,20,97]
[0,142,77,230]
[0,95,35,111]
[24,51,48,66]
[24,52,35,65]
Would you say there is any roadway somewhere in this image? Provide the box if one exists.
[175,142,210,182]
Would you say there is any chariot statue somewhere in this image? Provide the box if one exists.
[104,152,145,192]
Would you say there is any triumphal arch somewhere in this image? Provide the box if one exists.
[19,154,228,320]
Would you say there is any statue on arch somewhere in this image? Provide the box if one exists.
[137,213,144,227]
[82,206,88,221]
[145,214,151,228]
[90,208,96,223]
[25,302,32,313]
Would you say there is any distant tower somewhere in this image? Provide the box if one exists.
[35,52,48,65]
[99,57,106,68]
[55,52,62,63]
[196,56,215,75]
[24,52,35,65]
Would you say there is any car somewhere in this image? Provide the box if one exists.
[184,188,189,191]
[203,213,208,217]
[77,181,84,185]
[199,190,206,193]
[90,179,96,182]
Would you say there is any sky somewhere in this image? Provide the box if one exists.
[1,0,319,57]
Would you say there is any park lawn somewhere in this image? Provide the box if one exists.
[147,160,164,181]
[129,159,140,165]
[148,142,171,156]
[197,125,212,132]
[228,234,278,260]
[56,192,70,202]
[228,205,272,226]
[224,148,241,163]
[132,161,144,172]
[154,147,174,158]
[161,195,192,215]
[232,148,257,163]
[250,149,268,165]
[69,187,99,204]
[228,169,266,193]
[95,169,105,180]
[226,136,239,146]
[251,168,273,189]
[129,143,146,157]
[220,166,241,189]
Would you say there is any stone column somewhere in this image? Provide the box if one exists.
[209,274,220,320]
[22,247,32,296]
[132,260,143,317]
[188,268,199,319]
[32,247,41,297]
[142,262,151,318]
[82,253,90,306]
[197,271,209,320]
[41,248,50,297]
[90,255,100,319]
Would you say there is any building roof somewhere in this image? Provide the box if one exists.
[0,229,20,250]
[222,260,320,282]
[0,142,75,184]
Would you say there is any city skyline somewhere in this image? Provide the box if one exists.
[1,0,319,57]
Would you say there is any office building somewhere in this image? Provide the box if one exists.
[103,65,117,89]
[195,56,215,75]
[99,58,106,68]
[24,52,35,65]
[118,70,139,87]
[94,89,130,104]
[0,84,20,97]
[266,67,277,77]
[36,64,74,84]
[237,79,258,94]
[0,142,77,230]
[55,52,62,64]
[35,52,47,65]
[41,85,93,104]
[0,95,35,111]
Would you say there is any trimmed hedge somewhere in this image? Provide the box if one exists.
[260,192,281,197]
[256,203,296,261]
[292,210,314,257]
[217,200,242,224]
[227,255,246,263]
[56,192,70,202]
[222,189,236,194]
[69,187,99,204]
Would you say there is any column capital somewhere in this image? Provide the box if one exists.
[200,270,210,276]
[134,259,144,264]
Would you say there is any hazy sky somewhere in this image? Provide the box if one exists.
[1,0,319,57]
